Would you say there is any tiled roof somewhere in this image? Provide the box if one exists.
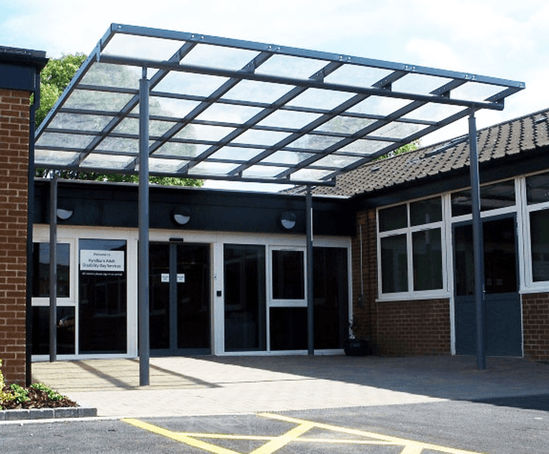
[289,107,549,198]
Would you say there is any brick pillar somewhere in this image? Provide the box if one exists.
[0,89,31,384]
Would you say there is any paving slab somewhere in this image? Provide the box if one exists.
[30,355,549,419]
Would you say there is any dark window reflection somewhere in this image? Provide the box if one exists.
[451,180,515,216]
[270,307,307,351]
[32,306,75,355]
[272,250,304,300]
[381,235,408,293]
[313,247,348,349]
[79,239,127,354]
[32,243,70,298]
[224,244,266,352]
[530,209,549,282]
[379,204,407,232]
[526,172,549,205]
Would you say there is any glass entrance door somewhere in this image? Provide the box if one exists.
[149,242,210,355]
[453,216,522,356]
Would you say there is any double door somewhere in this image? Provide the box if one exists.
[453,216,522,356]
[149,242,210,355]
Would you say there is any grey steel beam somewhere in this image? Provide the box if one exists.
[306,186,314,356]
[49,172,58,362]
[138,70,151,386]
[468,110,486,370]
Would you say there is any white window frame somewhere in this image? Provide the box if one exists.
[519,171,549,292]
[377,195,450,301]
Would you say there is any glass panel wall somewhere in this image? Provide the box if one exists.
[313,247,348,349]
[32,243,70,298]
[224,244,266,352]
[272,250,305,300]
[79,239,127,354]
[451,179,515,216]
[31,306,75,355]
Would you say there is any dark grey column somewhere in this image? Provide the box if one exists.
[138,69,150,386]
[306,186,314,355]
[468,111,486,370]
[49,172,58,362]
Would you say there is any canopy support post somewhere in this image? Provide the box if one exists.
[138,68,150,386]
[306,186,314,356]
[468,110,486,370]
[49,172,58,362]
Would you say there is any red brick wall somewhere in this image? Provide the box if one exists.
[352,209,451,356]
[522,293,549,361]
[376,298,451,356]
[0,89,31,384]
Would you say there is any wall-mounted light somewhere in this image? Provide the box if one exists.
[172,206,191,226]
[280,211,296,230]
[56,208,73,221]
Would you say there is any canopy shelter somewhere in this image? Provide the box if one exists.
[34,24,524,382]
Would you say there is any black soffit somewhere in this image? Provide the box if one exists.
[35,24,525,187]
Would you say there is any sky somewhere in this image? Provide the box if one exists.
[1,0,548,190]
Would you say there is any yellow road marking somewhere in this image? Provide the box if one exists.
[123,413,485,454]
[124,418,240,454]
[250,421,313,454]
[259,413,484,454]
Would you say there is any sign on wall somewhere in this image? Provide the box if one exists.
[80,250,125,273]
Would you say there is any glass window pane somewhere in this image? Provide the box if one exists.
[451,180,515,216]
[224,245,266,352]
[526,172,549,205]
[412,229,443,291]
[380,235,408,293]
[313,247,348,349]
[272,250,305,300]
[32,306,75,355]
[530,209,549,282]
[270,307,308,350]
[79,239,127,354]
[379,204,407,232]
[32,243,70,298]
[410,197,442,226]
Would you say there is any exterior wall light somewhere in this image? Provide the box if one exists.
[280,212,296,230]
[173,207,191,225]
[56,208,73,221]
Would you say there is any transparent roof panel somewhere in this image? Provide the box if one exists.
[257,110,321,130]
[175,124,235,142]
[80,153,135,169]
[81,63,141,90]
[235,129,290,146]
[182,43,260,71]
[49,113,114,132]
[63,89,133,112]
[35,24,524,186]
[325,65,393,87]
[154,72,229,97]
[210,147,263,161]
[222,80,293,104]
[255,54,327,79]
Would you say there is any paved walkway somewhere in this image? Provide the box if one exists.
[31,355,549,418]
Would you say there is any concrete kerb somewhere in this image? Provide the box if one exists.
[0,406,97,422]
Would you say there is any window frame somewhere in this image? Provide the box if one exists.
[377,195,449,301]
[521,171,549,290]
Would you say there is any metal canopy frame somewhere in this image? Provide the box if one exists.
[36,24,525,382]
[35,23,524,186]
